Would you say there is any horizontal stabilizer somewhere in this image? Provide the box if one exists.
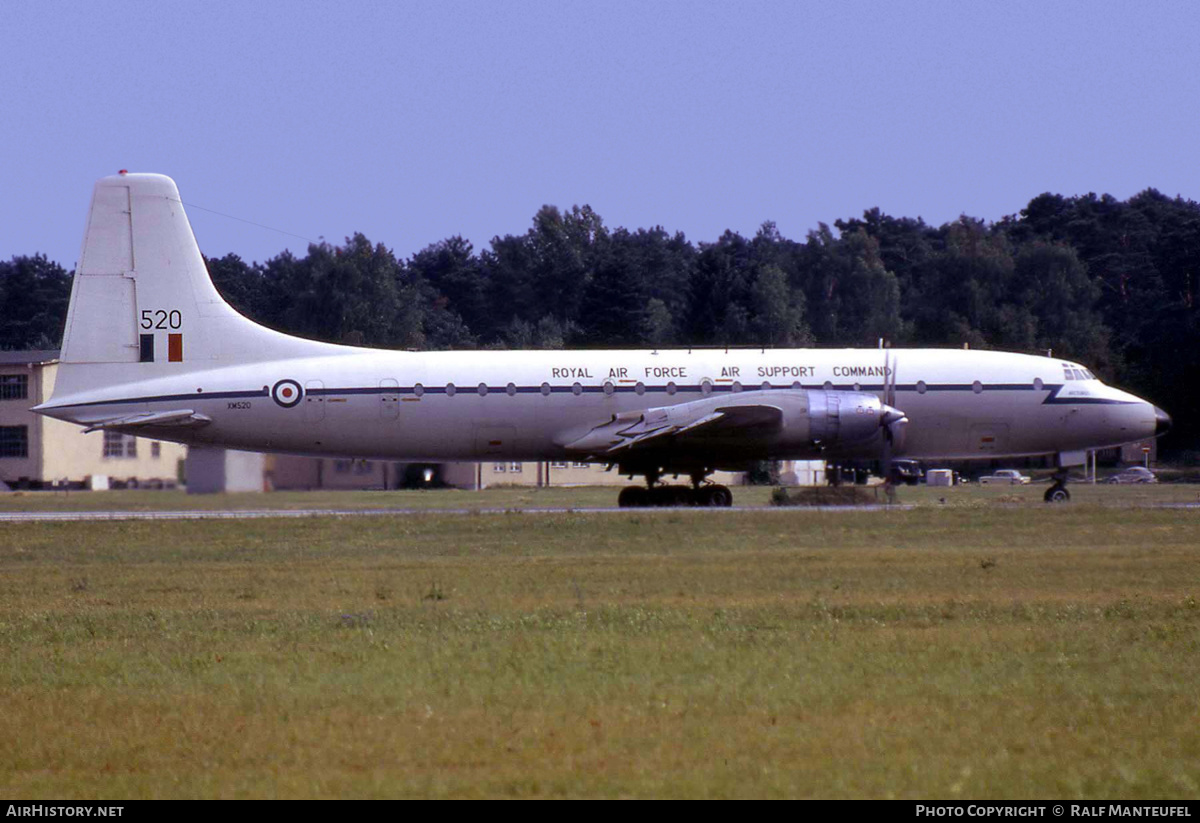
[82,409,212,433]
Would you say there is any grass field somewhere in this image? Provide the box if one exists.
[1,486,1198,798]
[3,477,1200,512]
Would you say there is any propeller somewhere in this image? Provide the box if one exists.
[880,345,908,485]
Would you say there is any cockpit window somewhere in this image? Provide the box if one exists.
[1062,363,1094,381]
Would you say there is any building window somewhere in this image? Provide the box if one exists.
[0,374,28,401]
[0,426,28,458]
[103,431,137,458]
[509,462,523,473]
[493,463,507,473]
[151,441,161,458]
[572,462,590,469]
[550,461,569,469]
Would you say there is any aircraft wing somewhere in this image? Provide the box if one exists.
[81,409,213,433]
[563,397,785,456]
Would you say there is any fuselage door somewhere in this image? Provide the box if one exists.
[305,380,325,423]
[379,378,399,420]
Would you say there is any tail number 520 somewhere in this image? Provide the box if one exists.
[141,310,182,330]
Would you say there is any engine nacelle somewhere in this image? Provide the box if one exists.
[805,389,908,454]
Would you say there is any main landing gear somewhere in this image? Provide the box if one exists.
[1044,469,1071,503]
[617,468,733,508]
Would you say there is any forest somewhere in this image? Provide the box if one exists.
[3,188,1198,454]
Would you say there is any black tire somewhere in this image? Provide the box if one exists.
[1044,485,1071,503]
[706,485,733,507]
[618,486,649,508]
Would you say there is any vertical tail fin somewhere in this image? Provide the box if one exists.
[54,172,336,397]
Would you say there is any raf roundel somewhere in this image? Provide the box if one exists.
[271,379,303,408]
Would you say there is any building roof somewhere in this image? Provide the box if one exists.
[0,349,60,366]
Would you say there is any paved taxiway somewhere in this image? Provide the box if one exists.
[0,505,915,522]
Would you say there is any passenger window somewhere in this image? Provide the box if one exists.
[732,381,742,393]
[666,381,677,395]
[603,381,614,397]
[1033,378,1044,391]
[572,382,582,396]
[972,380,983,394]
[635,382,645,396]
[506,382,516,397]
[477,383,488,396]
[916,380,927,394]
[414,383,424,397]
[446,383,456,397]
[760,381,771,391]
[540,382,551,396]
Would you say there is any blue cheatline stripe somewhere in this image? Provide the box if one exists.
[45,387,271,410]
[43,380,1139,411]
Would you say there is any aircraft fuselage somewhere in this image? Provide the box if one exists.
[37,346,1161,468]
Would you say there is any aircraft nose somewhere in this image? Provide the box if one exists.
[1154,406,1172,437]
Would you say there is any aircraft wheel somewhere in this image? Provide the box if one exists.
[669,486,694,507]
[699,485,733,507]
[618,486,649,508]
[1044,484,1071,503]
[647,486,692,507]
[646,486,670,507]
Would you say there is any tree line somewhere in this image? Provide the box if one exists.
[2,188,1197,452]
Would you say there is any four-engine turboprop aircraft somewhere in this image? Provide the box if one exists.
[33,172,1172,505]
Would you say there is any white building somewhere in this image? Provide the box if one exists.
[1,350,186,490]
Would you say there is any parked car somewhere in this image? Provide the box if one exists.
[979,469,1031,485]
[1105,466,1157,484]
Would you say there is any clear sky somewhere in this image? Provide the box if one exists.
[4,0,1198,270]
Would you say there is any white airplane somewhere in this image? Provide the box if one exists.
[34,172,1171,505]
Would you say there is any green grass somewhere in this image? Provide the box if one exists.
[3,478,1200,512]
[1,498,1198,798]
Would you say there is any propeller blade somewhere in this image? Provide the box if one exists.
[881,348,905,484]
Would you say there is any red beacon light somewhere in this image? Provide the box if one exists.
[118,169,128,175]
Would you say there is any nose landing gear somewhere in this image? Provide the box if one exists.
[1044,469,1071,503]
